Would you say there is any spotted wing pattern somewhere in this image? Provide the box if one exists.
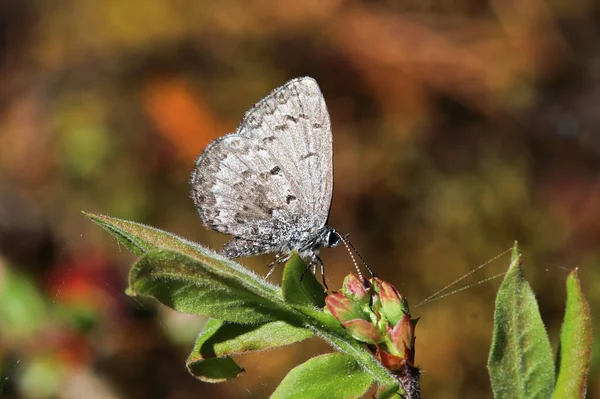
[190,77,333,257]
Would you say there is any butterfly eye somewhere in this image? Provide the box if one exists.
[327,230,340,247]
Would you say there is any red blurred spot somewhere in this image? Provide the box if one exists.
[46,252,122,314]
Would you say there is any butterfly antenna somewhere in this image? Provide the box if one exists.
[336,232,369,285]
[414,271,507,308]
[342,234,376,277]
[415,247,512,308]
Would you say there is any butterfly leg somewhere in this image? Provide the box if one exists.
[300,253,328,291]
[265,253,290,279]
[315,254,328,291]
[299,256,314,282]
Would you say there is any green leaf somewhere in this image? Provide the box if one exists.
[374,384,402,399]
[129,249,288,323]
[84,212,279,296]
[88,213,400,391]
[487,242,555,399]
[282,253,326,307]
[552,268,592,399]
[85,211,189,256]
[186,319,243,382]
[187,318,314,382]
[271,353,373,399]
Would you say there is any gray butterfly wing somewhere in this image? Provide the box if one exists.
[191,133,305,256]
[190,77,333,257]
[238,77,333,230]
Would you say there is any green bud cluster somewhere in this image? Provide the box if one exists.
[325,274,418,372]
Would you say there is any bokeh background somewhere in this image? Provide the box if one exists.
[1,1,599,398]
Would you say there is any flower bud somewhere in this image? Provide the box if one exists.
[389,314,417,366]
[377,349,405,372]
[326,274,418,374]
[325,292,364,323]
[341,273,370,305]
[373,277,409,326]
[342,319,383,344]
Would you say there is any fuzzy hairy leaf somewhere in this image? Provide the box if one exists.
[282,254,326,307]
[487,243,555,399]
[187,318,314,382]
[85,212,199,256]
[271,353,373,399]
[552,269,592,399]
[87,213,400,392]
[85,212,280,297]
[375,384,402,399]
[129,249,288,323]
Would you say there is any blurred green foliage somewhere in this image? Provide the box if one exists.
[0,0,599,398]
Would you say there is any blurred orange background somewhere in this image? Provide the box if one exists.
[0,1,598,398]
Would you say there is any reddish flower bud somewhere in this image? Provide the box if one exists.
[373,278,409,326]
[326,274,419,374]
[390,314,416,366]
[341,273,370,305]
[377,349,405,372]
[342,319,383,344]
[325,293,364,323]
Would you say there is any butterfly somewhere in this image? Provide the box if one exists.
[190,77,357,282]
